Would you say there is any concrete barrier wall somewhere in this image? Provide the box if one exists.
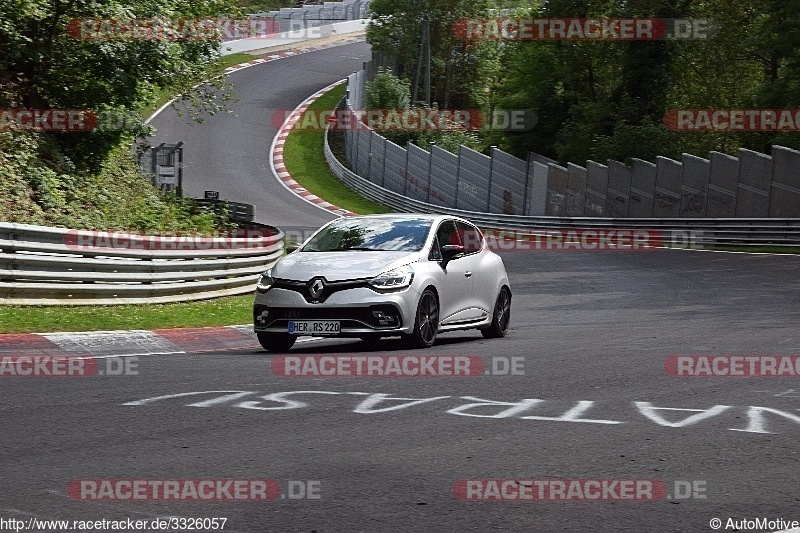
[527,160,549,216]
[270,0,369,32]
[707,151,738,217]
[383,139,407,195]
[490,148,529,215]
[654,156,682,218]
[368,131,386,186]
[456,147,492,212]
[566,163,588,216]
[342,71,800,218]
[630,158,657,217]
[546,164,569,217]
[585,160,608,216]
[405,143,431,202]
[681,154,710,217]
[770,146,800,217]
[737,149,772,217]
[606,161,631,217]
[429,145,459,208]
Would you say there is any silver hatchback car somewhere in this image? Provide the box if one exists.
[253,214,511,352]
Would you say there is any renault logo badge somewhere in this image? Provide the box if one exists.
[308,278,325,299]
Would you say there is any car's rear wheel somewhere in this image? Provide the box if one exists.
[404,289,439,348]
[257,332,296,352]
[481,286,511,338]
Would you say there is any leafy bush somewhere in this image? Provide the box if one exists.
[366,69,411,110]
[0,131,231,233]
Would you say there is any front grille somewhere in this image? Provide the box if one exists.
[254,304,402,330]
[273,277,370,303]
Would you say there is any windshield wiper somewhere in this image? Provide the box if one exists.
[344,247,383,251]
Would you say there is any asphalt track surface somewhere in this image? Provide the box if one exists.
[3,43,800,533]
[148,41,374,233]
[4,251,800,532]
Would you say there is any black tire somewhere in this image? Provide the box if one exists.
[257,332,296,352]
[481,286,511,339]
[404,289,439,348]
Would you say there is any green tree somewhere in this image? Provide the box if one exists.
[366,69,411,109]
[0,0,241,169]
[366,0,494,109]
[495,0,800,162]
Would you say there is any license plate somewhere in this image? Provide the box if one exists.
[288,320,341,336]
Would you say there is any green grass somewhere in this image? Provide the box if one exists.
[282,83,392,215]
[0,295,255,334]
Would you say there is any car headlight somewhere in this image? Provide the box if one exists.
[256,269,274,292]
[368,265,414,292]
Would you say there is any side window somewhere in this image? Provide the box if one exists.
[429,234,442,261]
[430,220,458,260]
[456,221,483,253]
[437,220,459,246]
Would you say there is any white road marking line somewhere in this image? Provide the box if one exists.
[81,351,187,359]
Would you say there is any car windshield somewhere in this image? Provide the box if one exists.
[301,218,432,252]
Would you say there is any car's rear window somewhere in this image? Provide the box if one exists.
[301,218,432,252]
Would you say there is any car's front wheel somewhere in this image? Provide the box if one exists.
[404,289,439,348]
[257,332,296,352]
[481,286,511,338]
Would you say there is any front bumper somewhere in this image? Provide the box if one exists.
[253,286,420,336]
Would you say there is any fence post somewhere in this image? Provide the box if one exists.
[151,143,165,184]
[381,137,387,188]
[523,153,531,215]
[403,142,410,196]
[486,146,496,212]
[426,141,435,203]
[176,141,184,198]
[454,145,462,209]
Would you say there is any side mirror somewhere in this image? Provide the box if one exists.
[440,244,464,266]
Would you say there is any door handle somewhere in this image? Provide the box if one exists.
[464,271,472,277]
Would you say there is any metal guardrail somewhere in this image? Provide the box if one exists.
[0,222,285,305]
[195,199,256,223]
[324,127,800,249]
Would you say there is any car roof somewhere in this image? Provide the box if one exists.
[339,213,472,225]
